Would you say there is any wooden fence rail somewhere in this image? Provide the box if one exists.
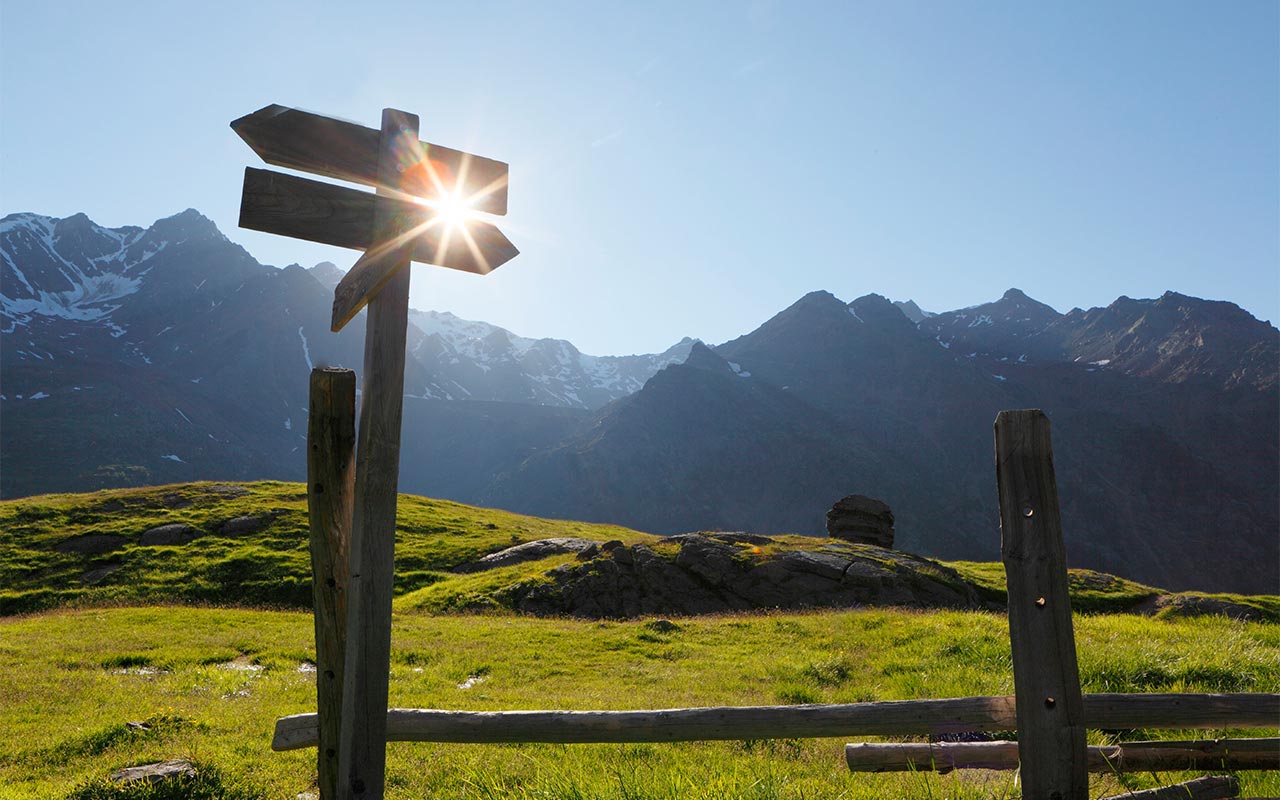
[1097,776,1240,800]
[271,692,1279,751]
[844,738,1280,773]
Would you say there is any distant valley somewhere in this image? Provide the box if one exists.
[2,209,1276,594]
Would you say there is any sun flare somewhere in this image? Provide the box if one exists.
[414,189,478,231]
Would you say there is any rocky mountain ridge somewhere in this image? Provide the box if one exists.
[3,208,1276,593]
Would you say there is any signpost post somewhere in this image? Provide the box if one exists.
[232,103,516,800]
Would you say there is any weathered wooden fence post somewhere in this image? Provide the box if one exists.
[994,409,1087,800]
[306,367,356,800]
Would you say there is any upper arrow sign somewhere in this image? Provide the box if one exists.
[231,104,509,216]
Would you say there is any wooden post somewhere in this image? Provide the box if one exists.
[306,368,356,800]
[994,410,1087,800]
[337,109,418,800]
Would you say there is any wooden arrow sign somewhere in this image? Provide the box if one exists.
[232,104,509,215]
[238,167,518,282]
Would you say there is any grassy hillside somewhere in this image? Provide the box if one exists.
[2,482,1277,798]
[2,607,1278,799]
[2,482,1273,619]
[0,482,648,616]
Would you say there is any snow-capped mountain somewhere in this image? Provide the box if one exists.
[410,309,694,409]
[0,209,689,497]
[4,207,1276,593]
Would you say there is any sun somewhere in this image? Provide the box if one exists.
[414,188,478,231]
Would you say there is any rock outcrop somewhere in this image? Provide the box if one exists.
[55,533,126,555]
[218,515,266,537]
[110,760,197,784]
[499,534,979,618]
[456,537,600,572]
[140,523,200,546]
[826,495,894,548]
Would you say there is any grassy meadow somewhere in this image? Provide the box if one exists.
[0,483,1277,799]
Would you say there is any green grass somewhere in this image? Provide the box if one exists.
[0,482,648,615]
[4,482,1273,622]
[951,562,1163,613]
[2,483,1278,798]
[1,607,1277,799]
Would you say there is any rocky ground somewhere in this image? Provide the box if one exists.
[452,533,1276,622]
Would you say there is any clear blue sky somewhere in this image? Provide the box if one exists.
[3,1,1276,354]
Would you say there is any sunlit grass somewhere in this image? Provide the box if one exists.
[1,607,1276,799]
[2,484,1277,798]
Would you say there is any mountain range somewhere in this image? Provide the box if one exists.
[3,209,1276,593]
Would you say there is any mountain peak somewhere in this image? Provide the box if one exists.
[1002,287,1029,301]
[685,340,751,373]
[53,211,96,230]
[893,299,933,324]
[308,261,344,290]
[793,290,847,311]
[849,293,917,328]
[148,208,223,242]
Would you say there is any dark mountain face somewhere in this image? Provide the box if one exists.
[1042,292,1279,391]
[3,210,1275,593]
[920,288,1064,361]
[487,291,1278,594]
[0,210,684,498]
[482,342,895,538]
[1,211,366,496]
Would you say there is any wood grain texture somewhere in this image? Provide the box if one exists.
[845,738,1279,773]
[329,213,517,332]
[1097,776,1240,800]
[237,167,517,311]
[306,368,356,800]
[239,167,376,251]
[336,109,418,800]
[995,409,1088,800]
[231,103,509,215]
[270,693,1280,751]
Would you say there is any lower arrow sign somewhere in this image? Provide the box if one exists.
[238,167,518,325]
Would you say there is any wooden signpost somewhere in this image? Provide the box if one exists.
[233,103,516,800]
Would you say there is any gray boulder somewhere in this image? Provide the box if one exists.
[110,760,197,784]
[140,523,201,546]
[56,533,125,555]
[826,495,895,548]
[218,516,265,537]
[458,537,600,572]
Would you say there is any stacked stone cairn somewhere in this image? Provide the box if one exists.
[825,494,894,548]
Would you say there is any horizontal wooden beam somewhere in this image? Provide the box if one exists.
[231,104,508,215]
[238,168,517,282]
[845,738,1279,773]
[1097,775,1239,800]
[270,693,1280,751]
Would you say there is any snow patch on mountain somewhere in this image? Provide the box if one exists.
[0,212,157,329]
[298,326,314,369]
[409,309,695,409]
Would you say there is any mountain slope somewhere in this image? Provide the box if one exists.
[484,342,898,538]
[3,210,1275,593]
[486,290,1278,593]
[0,210,681,497]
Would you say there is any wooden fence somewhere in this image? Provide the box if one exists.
[295,375,1277,800]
